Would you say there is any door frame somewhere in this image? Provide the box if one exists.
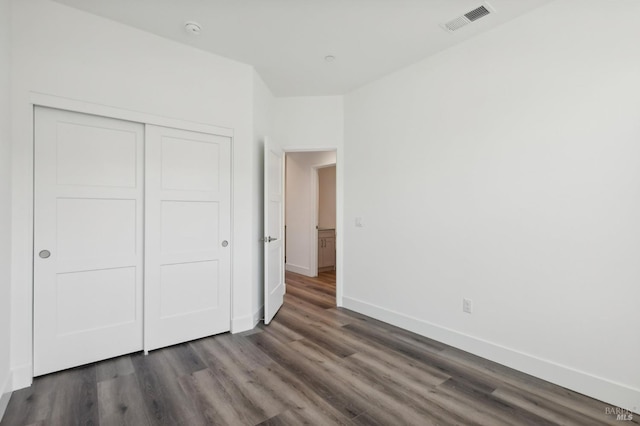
[15,92,235,388]
[283,147,342,307]
[310,162,336,277]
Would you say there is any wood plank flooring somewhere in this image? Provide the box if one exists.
[2,270,635,425]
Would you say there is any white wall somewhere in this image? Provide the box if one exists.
[0,0,12,417]
[285,152,336,276]
[344,0,640,412]
[251,70,275,325]
[318,166,336,229]
[10,0,257,389]
[274,96,344,151]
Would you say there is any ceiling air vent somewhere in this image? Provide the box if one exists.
[465,5,491,22]
[443,2,494,32]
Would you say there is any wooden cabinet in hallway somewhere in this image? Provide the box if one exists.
[318,229,336,271]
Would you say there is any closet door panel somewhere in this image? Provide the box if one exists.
[33,107,144,376]
[145,125,231,351]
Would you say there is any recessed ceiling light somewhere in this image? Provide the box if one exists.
[184,21,202,36]
[324,55,336,63]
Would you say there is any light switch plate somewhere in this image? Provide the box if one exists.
[463,298,473,314]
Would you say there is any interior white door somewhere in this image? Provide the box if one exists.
[34,107,144,376]
[264,142,285,324]
[145,125,231,351]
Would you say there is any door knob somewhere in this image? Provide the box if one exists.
[263,236,278,242]
[39,250,51,259]
[221,240,229,247]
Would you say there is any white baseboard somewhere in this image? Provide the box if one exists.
[285,263,313,277]
[10,364,31,391]
[231,305,263,334]
[0,371,12,422]
[343,296,640,414]
[253,305,264,326]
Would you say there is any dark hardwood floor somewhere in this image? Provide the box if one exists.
[2,270,634,425]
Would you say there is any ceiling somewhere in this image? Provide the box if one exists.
[51,0,554,97]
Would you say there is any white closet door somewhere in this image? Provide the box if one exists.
[145,125,231,351]
[34,107,144,376]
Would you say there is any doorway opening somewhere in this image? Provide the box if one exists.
[284,150,337,306]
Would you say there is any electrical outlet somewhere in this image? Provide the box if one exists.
[463,298,473,314]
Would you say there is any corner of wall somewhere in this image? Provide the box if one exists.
[251,67,276,321]
[285,263,313,277]
[10,364,31,392]
[0,370,13,422]
[231,305,264,334]
[0,0,13,421]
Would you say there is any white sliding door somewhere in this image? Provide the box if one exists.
[145,125,231,351]
[34,107,144,376]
